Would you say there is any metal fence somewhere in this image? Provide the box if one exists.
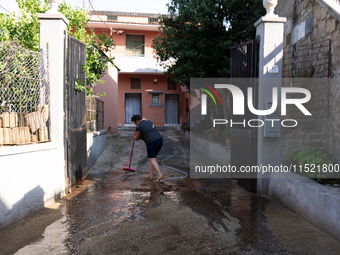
[96,99,104,130]
[0,41,50,145]
[86,97,104,132]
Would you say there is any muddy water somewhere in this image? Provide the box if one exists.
[2,130,340,255]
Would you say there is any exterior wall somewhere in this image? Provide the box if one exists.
[90,26,168,128]
[190,132,231,173]
[89,16,189,127]
[93,29,159,57]
[269,172,340,242]
[275,0,340,163]
[0,13,68,229]
[87,130,107,170]
[118,73,183,126]
[0,144,65,228]
[93,65,119,134]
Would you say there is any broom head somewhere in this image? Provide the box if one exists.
[123,167,136,172]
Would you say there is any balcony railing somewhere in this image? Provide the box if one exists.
[89,11,169,25]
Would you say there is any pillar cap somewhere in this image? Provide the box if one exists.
[37,13,69,25]
[254,16,286,27]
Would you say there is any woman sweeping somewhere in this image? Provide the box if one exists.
[131,115,164,182]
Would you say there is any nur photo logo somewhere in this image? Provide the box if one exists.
[195,82,312,128]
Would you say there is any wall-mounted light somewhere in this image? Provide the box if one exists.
[110,28,125,36]
[154,79,158,84]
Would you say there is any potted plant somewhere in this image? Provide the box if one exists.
[183,125,190,132]
[183,125,190,138]
[220,127,231,150]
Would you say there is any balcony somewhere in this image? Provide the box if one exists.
[89,11,167,25]
[113,55,165,74]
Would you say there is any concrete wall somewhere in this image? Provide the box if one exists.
[0,143,66,228]
[87,130,107,170]
[190,133,230,166]
[117,73,183,126]
[0,12,69,229]
[269,172,340,242]
[94,65,119,134]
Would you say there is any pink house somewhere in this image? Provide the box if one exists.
[87,11,190,133]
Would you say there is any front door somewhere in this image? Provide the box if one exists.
[165,94,179,124]
[125,93,141,124]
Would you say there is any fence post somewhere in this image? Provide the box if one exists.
[37,11,69,145]
[254,3,286,194]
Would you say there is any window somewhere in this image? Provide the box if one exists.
[131,78,141,89]
[148,90,163,107]
[126,34,145,56]
[152,94,160,104]
[168,79,177,90]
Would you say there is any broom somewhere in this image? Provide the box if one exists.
[123,126,137,172]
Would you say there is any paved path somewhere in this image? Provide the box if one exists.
[0,130,340,254]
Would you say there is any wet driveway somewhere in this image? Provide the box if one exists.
[1,130,340,255]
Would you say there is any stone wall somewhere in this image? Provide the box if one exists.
[275,0,340,164]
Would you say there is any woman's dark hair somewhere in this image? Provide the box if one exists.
[131,114,142,122]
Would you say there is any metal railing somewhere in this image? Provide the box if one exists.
[96,99,104,130]
[86,97,104,132]
[89,11,169,25]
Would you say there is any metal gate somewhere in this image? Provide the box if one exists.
[230,39,259,192]
[67,36,87,191]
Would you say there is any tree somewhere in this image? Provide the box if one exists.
[58,2,115,96]
[0,0,115,97]
[0,0,48,51]
[152,0,265,88]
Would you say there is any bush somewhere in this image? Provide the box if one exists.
[287,147,339,184]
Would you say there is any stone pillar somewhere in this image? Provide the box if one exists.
[37,12,69,144]
[254,6,286,194]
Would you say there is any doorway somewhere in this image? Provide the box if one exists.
[125,93,142,124]
[164,94,180,124]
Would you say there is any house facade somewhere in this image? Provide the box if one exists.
[87,11,190,131]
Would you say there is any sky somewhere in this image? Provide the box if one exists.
[0,0,171,15]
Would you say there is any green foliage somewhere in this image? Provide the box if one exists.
[287,147,337,183]
[74,77,85,92]
[220,127,230,138]
[152,0,265,87]
[0,0,48,51]
[83,32,115,94]
[0,0,115,97]
[58,2,115,97]
[183,125,190,132]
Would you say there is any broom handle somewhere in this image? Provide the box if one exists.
[128,126,137,168]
